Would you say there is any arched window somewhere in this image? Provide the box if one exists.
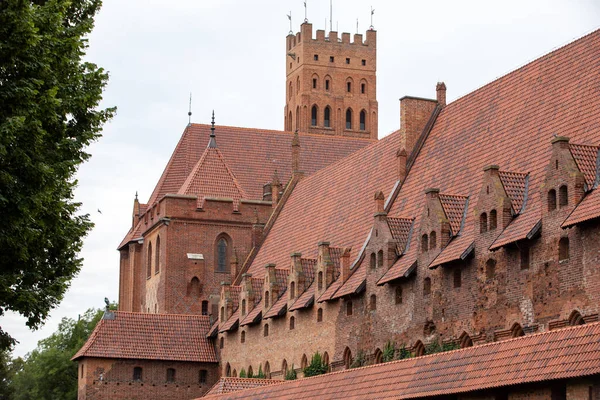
[345,108,352,129]
[219,337,224,349]
[264,362,271,379]
[343,347,352,369]
[453,268,462,288]
[370,252,376,269]
[374,348,383,364]
[296,105,300,131]
[421,234,428,252]
[460,332,473,348]
[511,323,525,338]
[480,213,488,233]
[199,369,207,384]
[282,360,288,376]
[559,237,569,261]
[548,189,557,211]
[290,282,296,299]
[231,369,237,378]
[569,310,585,326]
[429,231,437,250]
[317,308,323,322]
[187,277,201,297]
[263,324,269,337]
[287,111,292,131]
[247,366,253,378]
[201,301,208,315]
[325,77,331,91]
[395,287,403,304]
[377,250,383,268]
[216,235,230,273]
[486,259,496,280]
[370,294,377,311]
[318,271,323,290]
[146,242,152,279]
[296,76,300,94]
[423,277,431,295]
[359,110,367,131]
[324,106,331,127]
[559,185,568,208]
[289,316,295,330]
[241,331,246,343]
[288,81,292,99]
[265,291,270,308]
[241,299,246,316]
[133,367,143,381]
[166,368,176,383]
[323,352,330,372]
[489,209,497,230]
[414,341,425,357]
[346,80,352,93]
[225,363,231,377]
[301,354,308,370]
[346,300,353,316]
[220,306,225,322]
[155,236,161,274]
[311,105,318,126]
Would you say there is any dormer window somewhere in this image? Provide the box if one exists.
[559,185,568,208]
[548,189,557,211]
[421,234,428,252]
[480,213,488,233]
[489,210,497,230]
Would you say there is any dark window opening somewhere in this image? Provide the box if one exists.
[360,110,366,130]
[318,271,323,290]
[265,291,270,308]
[166,368,176,383]
[559,237,569,261]
[343,348,352,369]
[146,243,152,279]
[486,259,496,280]
[346,301,353,316]
[133,367,143,381]
[548,189,557,211]
[201,300,208,315]
[219,337,224,349]
[346,109,352,129]
[377,250,383,268]
[324,106,331,127]
[263,324,269,337]
[361,59,366,66]
[345,57,350,64]
[347,82,352,92]
[217,237,228,272]
[241,331,245,343]
[370,252,376,269]
[559,185,568,208]
[155,236,161,274]
[330,56,334,62]
[314,54,318,61]
[429,231,437,250]
[317,308,323,322]
[480,213,488,233]
[361,83,366,94]
[423,278,431,295]
[489,209,497,230]
[220,306,225,322]
[395,287,403,304]
[311,105,318,126]
[325,80,330,91]
[569,310,585,326]
[241,299,246,315]
[421,234,428,252]
[199,370,207,384]
[290,282,296,299]
[312,78,317,89]
[289,316,295,330]
[370,294,377,310]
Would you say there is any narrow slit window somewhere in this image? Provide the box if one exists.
[345,109,352,129]
[360,110,366,130]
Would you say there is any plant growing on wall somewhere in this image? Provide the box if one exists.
[285,364,297,380]
[396,344,411,360]
[256,365,266,379]
[350,350,366,368]
[382,341,396,362]
[239,368,247,378]
[247,368,254,379]
[303,352,328,377]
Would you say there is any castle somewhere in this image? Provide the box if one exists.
[74,21,600,400]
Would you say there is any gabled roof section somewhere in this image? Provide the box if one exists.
[387,217,414,254]
[498,170,528,214]
[562,188,600,228]
[73,312,217,363]
[178,145,247,204]
[570,143,599,189]
[489,203,541,250]
[219,311,239,333]
[230,286,241,311]
[377,245,418,285]
[438,194,468,236]
[263,269,289,319]
[200,322,600,399]
[429,233,474,269]
[204,377,281,396]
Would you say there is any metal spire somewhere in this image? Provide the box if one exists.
[208,110,217,148]
[188,93,192,125]
[370,6,375,30]
[287,11,292,34]
[304,1,308,23]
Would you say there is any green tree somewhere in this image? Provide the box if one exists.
[303,352,329,377]
[256,365,266,379]
[0,0,115,349]
[239,368,246,378]
[284,364,297,380]
[9,306,110,400]
[382,341,396,363]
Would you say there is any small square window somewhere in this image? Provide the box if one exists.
[330,56,334,62]
[361,59,366,66]
[345,58,350,64]
[314,54,319,61]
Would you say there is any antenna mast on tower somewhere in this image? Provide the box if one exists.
[330,0,333,32]
[188,92,192,125]
[303,1,308,22]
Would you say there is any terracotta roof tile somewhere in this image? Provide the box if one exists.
[489,204,541,250]
[332,263,365,298]
[230,286,241,311]
[73,312,217,363]
[263,292,288,319]
[178,146,247,205]
[569,143,599,189]
[219,310,239,333]
[429,233,474,268]
[288,285,315,312]
[201,322,600,399]
[240,305,262,327]
[300,258,316,283]
[387,217,414,253]
[377,245,418,285]
[562,188,600,228]
[498,170,528,214]
[250,278,264,304]
[439,194,469,236]
[204,377,281,396]
[317,279,342,302]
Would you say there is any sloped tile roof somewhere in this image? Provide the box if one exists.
[498,170,528,214]
[570,143,599,189]
[263,292,288,319]
[377,245,418,285]
[251,278,264,304]
[288,285,315,312]
[332,264,365,299]
[300,258,316,283]
[178,146,247,203]
[204,377,281,396]
[438,194,468,236]
[489,204,541,250]
[148,124,373,205]
[240,304,262,326]
[73,312,217,363]
[562,188,600,228]
[429,234,474,268]
[387,217,414,253]
[219,311,239,333]
[230,286,241,311]
[202,322,600,399]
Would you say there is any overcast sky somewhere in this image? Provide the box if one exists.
[3,0,599,358]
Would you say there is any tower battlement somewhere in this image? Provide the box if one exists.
[287,22,376,49]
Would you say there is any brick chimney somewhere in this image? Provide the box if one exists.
[374,191,385,214]
[340,247,352,283]
[397,149,407,182]
[292,130,301,175]
[399,95,437,156]
[436,82,447,107]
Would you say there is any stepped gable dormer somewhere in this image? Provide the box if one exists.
[419,189,451,261]
[178,117,247,211]
[568,142,599,192]
[314,242,334,299]
[263,268,289,319]
[476,165,516,234]
[561,144,600,229]
[542,136,586,215]
[288,257,317,312]
[218,282,241,333]
[366,191,402,279]
[240,276,265,327]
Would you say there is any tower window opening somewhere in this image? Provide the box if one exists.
[548,189,557,211]
[324,106,331,127]
[312,78,317,89]
[346,300,353,316]
[480,213,488,233]
[347,82,352,93]
[361,59,366,66]
[346,57,350,64]
[489,209,497,230]
[311,105,318,127]
[317,308,323,322]
[289,316,295,330]
[325,80,330,91]
[345,108,352,129]
[313,54,319,61]
[370,252,376,269]
[360,110,366,131]
[361,83,366,94]
[201,300,208,315]
[559,185,568,208]
[329,56,334,62]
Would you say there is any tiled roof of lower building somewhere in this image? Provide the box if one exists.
[562,188,600,228]
[203,377,282,397]
[498,170,528,214]
[73,312,217,363]
[202,322,600,399]
[429,233,474,268]
[489,204,541,250]
[570,143,599,189]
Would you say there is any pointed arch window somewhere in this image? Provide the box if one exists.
[155,236,161,274]
[289,316,295,330]
[317,308,323,322]
[377,250,383,268]
[311,105,318,126]
[324,106,331,127]
[317,271,323,290]
[343,348,352,369]
[429,231,437,250]
[370,252,376,269]
[559,185,568,208]
[216,235,230,273]
[241,299,246,316]
[146,242,152,279]
[489,210,497,230]
[421,234,428,252]
[290,282,296,299]
[360,110,366,131]
[345,109,352,129]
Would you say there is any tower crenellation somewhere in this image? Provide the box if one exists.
[285,22,378,139]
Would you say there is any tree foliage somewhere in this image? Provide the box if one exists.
[2,306,111,400]
[284,364,297,380]
[0,0,115,349]
[238,368,246,378]
[303,352,328,377]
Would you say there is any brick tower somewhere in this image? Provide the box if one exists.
[284,22,378,139]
